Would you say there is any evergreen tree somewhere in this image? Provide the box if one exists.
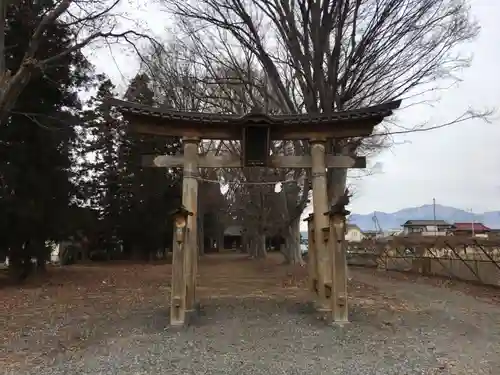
[0,1,94,279]
[77,77,124,259]
[118,73,182,260]
[78,73,183,261]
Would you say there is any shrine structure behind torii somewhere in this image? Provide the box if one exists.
[107,98,401,326]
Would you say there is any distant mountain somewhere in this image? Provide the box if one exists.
[348,204,500,232]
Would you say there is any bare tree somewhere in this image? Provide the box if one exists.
[143,40,310,262]
[142,42,242,255]
[162,0,484,205]
[0,0,157,124]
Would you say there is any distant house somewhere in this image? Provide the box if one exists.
[223,225,243,248]
[345,224,364,242]
[402,220,452,236]
[452,222,490,238]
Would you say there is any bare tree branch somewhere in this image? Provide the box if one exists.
[0,0,159,125]
[161,0,486,207]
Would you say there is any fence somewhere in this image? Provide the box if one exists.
[347,236,500,287]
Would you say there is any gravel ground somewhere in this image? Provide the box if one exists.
[4,265,500,375]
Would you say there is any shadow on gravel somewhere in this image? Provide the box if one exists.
[191,297,320,325]
[121,297,402,334]
[101,298,322,335]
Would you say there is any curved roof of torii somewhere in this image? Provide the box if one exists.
[105,98,402,140]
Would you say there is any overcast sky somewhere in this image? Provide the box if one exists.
[352,0,500,215]
[86,0,500,217]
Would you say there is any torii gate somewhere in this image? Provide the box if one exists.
[107,98,401,326]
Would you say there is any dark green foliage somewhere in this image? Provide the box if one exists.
[77,77,123,256]
[117,73,182,259]
[0,3,183,277]
[0,0,93,280]
[79,73,182,261]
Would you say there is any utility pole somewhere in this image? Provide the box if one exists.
[433,198,437,236]
[469,208,475,237]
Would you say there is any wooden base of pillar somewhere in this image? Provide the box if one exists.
[325,305,349,324]
[330,319,350,327]
[311,279,332,312]
[332,294,348,323]
[313,285,350,324]
[170,238,187,327]
[321,210,350,325]
[170,295,185,327]
[170,302,201,329]
[185,284,196,311]
[316,305,331,312]
[313,278,349,323]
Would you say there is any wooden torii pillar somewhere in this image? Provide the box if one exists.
[107,98,402,326]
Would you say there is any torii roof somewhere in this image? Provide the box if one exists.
[106,98,402,140]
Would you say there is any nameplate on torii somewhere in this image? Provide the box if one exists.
[142,153,366,169]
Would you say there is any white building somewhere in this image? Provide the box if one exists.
[345,224,364,242]
[402,220,452,236]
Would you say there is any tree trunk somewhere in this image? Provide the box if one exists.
[8,244,25,282]
[22,241,34,276]
[0,64,34,125]
[280,243,291,263]
[59,242,71,265]
[0,1,5,76]
[327,166,348,205]
[248,236,258,258]
[8,241,34,282]
[34,239,47,272]
[241,233,250,254]
[247,237,255,258]
[198,213,205,256]
[255,233,267,259]
[282,216,303,265]
[80,245,89,263]
[131,245,142,261]
[216,223,224,251]
[36,257,46,272]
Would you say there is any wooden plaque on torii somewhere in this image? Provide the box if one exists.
[242,124,271,167]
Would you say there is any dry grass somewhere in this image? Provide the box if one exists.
[3,252,499,371]
[0,253,311,369]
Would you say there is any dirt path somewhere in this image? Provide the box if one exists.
[2,255,500,374]
[350,267,500,374]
